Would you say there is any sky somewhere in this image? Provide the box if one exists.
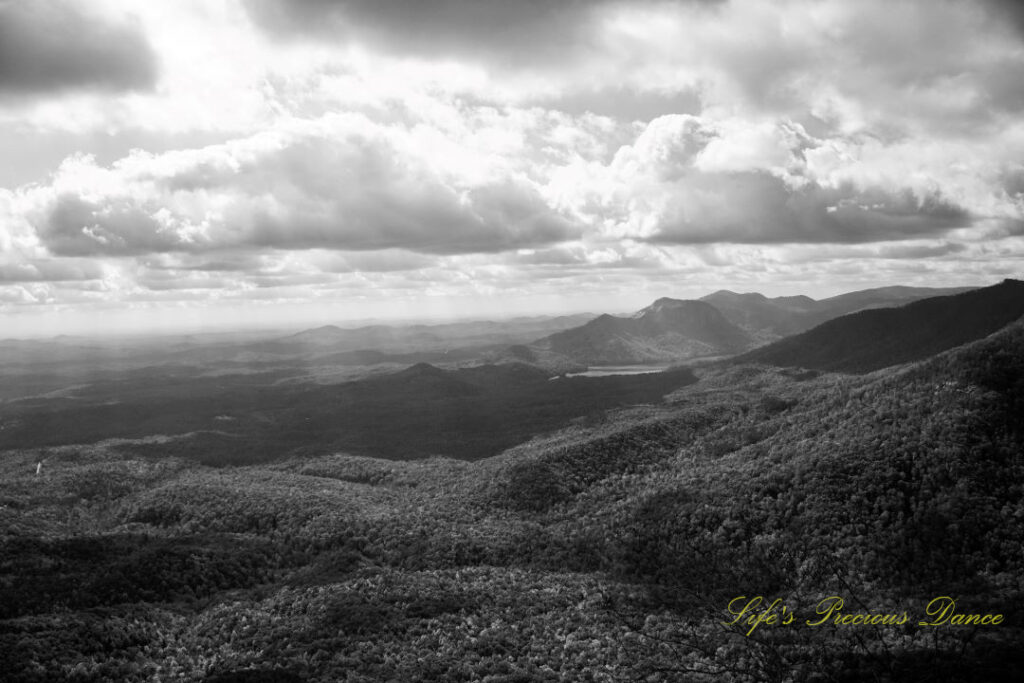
[1,0,1023,337]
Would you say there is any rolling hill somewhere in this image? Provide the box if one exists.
[249,315,597,357]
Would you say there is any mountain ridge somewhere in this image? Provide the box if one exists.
[737,279,1024,373]
[530,298,753,365]
[518,284,980,368]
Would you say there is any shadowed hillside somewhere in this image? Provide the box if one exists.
[737,279,1024,373]
[0,362,698,463]
[702,285,974,342]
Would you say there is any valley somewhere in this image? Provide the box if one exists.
[1,280,1022,682]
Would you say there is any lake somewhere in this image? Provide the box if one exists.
[561,365,671,378]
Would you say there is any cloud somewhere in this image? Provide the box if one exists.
[22,114,580,257]
[873,242,967,260]
[0,1,157,96]
[36,194,181,256]
[0,258,103,283]
[985,0,1024,38]
[135,269,231,292]
[473,0,1024,134]
[138,249,434,277]
[536,85,703,122]
[508,243,671,270]
[141,253,269,274]
[311,250,435,273]
[549,114,977,245]
[647,173,972,245]
[244,0,666,66]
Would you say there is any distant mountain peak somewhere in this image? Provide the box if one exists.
[286,324,344,339]
[634,297,706,318]
[703,290,768,301]
[402,362,445,375]
[775,294,816,304]
[531,296,752,365]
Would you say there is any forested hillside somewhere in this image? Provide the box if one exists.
[525,284,977,367]
[699,284,972,342]
[532,298,753,364]
[738,279,1024,373]
[0,363,698,462]
[2,319,1022,681]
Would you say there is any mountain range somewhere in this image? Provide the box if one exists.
[249,315,597,356]
[701,285,973,341]
[519,284,980,367]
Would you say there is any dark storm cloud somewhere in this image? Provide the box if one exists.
[648,172,972,245]
[244,0,723,64]
[0,1,157,96]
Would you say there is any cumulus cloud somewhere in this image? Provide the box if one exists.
[646,173,972,245]
[22,114,580,257]
[493,0,1024,136]
[548,114,978,245]
[37,194,180,256]
[0,1,157,96]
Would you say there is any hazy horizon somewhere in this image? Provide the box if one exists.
[1,278,999,341]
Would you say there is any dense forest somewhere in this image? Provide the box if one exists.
[0,364,698,463]
[1,316,1022,681]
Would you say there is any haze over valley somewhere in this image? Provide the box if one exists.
[1,281,999,463]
